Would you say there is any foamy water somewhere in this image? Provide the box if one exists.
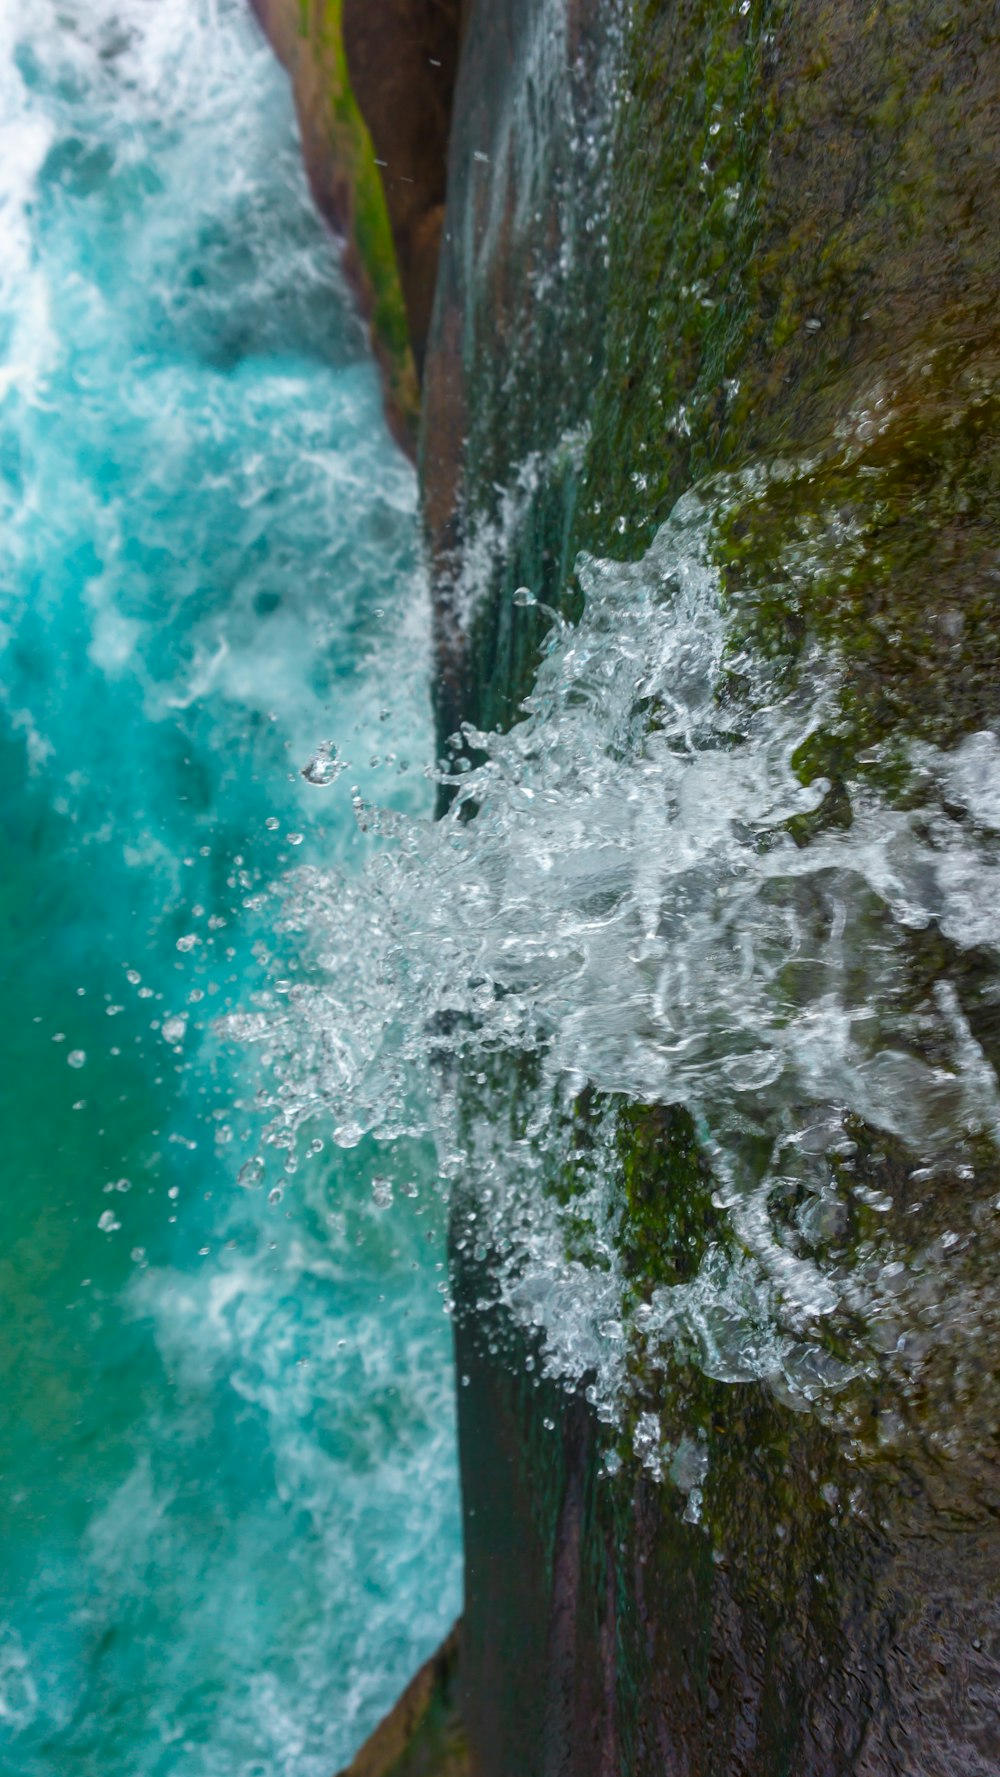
[0,3,459,1771]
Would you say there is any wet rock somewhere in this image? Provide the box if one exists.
[425,2,1000,1773]
[341,0,461,382]
[250,0,461,449]
[335,1625,469,1777]
[265,0,1000,1766]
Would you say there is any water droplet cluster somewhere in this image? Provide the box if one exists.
[231,474,1000,1459]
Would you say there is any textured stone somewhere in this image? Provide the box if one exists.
[423,3,1000,1773]
[264,0,1000,1767]
[250,0,461,448]
[335,1626,469,1777]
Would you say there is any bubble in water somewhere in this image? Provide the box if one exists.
[238,1156,264,1189]
[67,1049,86,1069]
[161,1016,187,1045]
[513,585,536,607]
[98,1210,120,1233]
[176,934,197,953]
[371,1175,393,1208]
[333,1121,364,1150]
[300,740,345,787]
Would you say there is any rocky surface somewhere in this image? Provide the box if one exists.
[425,3,1000,1773]
[341,0,460,383]
[249,0,460,447]
[335,1627,468,1777]
[260,1,1000,1771]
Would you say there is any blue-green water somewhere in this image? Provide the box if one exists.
[0,2,460,1771]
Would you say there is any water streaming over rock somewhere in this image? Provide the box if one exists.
[243,463,1000,1453]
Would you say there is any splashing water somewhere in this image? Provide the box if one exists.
[0,2,459,1772]
[240,470,1000,1434]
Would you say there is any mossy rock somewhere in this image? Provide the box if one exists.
[252,0,419,446]
[424,0,1000,1771]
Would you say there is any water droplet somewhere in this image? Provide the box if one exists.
[300,740,345,787]
[682,1486,704,1525]
[513,585,536,607]
[333,1121,363,1149]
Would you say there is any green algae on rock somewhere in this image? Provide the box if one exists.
[258,0,1000,1767]
[249,0,426,447]
[421,1,1000,1772]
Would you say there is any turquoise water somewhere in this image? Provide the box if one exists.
[0,2,461,1771]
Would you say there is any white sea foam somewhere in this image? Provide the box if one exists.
[0,3,454,1770]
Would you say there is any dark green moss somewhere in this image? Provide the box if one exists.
[617,1102,725,1291]
[434,2,1000,1769]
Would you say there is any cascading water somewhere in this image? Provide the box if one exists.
[0,2,460,1771]
[243,460,1000,1469]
